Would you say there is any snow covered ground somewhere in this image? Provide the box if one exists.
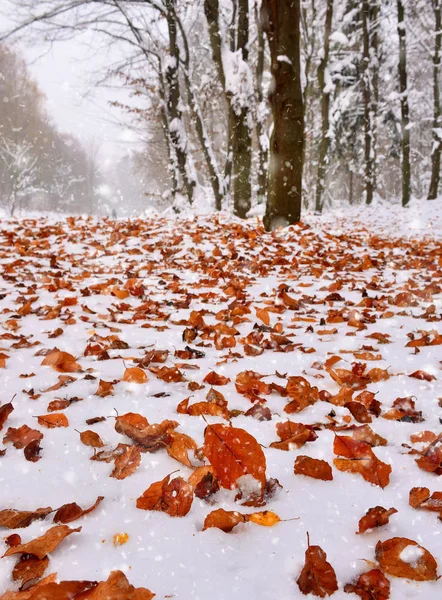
[0,199,441,599]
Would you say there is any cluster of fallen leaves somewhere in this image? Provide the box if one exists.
[0,213,441,598]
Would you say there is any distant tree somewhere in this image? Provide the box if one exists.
[0,137,39,215]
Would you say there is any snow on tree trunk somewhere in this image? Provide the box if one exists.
[428,0,442,200]
[397,0,411,207]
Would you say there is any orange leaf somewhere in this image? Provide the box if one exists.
[255,307,270,325]
[203,371,230,386]
[76,570,155,600]
[294,456,333,481]
[166,431,198,467]
[2,525,81,559]
[0,507,52,529]
[136,474,193,517]
[37,413,69,429]
[41,349,81,373]
[344,569,390,600]
[111,445,141,480]
[375,537,438,581]
[333,436,391,488]
[79,430,105,448]
[123,367,148,383]
[357,506,397,534]
[204,423,266,497]
[297,539,338,597]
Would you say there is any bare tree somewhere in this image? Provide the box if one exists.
[0,138,39,215]
[204,0,253,218]
[262,0,304,230]
[397,0,411,207]
[314,0,334,213]
[428,0,442,200]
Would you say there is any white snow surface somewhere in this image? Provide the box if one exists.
[0,199,441,599]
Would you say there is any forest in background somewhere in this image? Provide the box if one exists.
[0,0,441,223]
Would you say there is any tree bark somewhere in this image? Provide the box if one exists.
[314,0,333,213]
[204,0,252,218]
[255,0,267,204]
[397,0,411,207]
[428,0,442,200]
[165,0,195,205]
[262,0,304,230]
[362,0,374,205]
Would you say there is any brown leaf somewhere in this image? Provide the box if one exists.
[344,569,390,600]
[176,397,229,419]
[53,497,104,524]
[37,413,69,429]
[375,537,438,581]
[24,439,42,462]
[294,456,333,481]
[285,376,319,413]
[202,508,280,532]
[123,367,148,384]
[95,379,115,397]
[149,365,185,383]
[12,555,49,587]
[0,402,14,431]
[41,349,81,373]
[111,445,141,479]
[357,506,397,534]
[409,370,436,382]
[3,425,43,449]
[77,569,155,600]
[0,507,52,529]
[136,475,193,517]
[0,575,96,600]
[333,436,391,488]
[270,421,317,450]
[79,430,105,448]
[297,539,338,597]
[166,432,197,467]
[115,417,178,451]
[204,423,266,497]
[409,487,442,513]
[3,525,81,559]
[203,371,230,386]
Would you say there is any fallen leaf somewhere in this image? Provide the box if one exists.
[113,532,129,546]
[12,555,49,587]
[0,507,52,529]
[111,445,141,479]
[204,423,266,498]
[53,497,104,523]
[344,569,390,599]
[3,525,81,559]
[297,538,338,597]
[79,430,105,448]
[3,425,43,449]
[294,456,333,481]
[41,349,81,373]
[37,413,69,428]
[375,537,438,581]
[136,474,193,517]
[0,402,14,431]
[123,367,148,383]
[166,431,198,467]
[357,506,398,534]
[333,436,391,488]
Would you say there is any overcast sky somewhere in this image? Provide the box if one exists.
[1,5,140,165]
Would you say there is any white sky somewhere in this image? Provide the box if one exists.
[1,7,141,165]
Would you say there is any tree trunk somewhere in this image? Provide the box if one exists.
[255,0,267,204]
[204,0,252,218]
[314,0,333,213]
[428,0,442,200]
[370,0,380,193]
[362,0,374,205]
[262,0,304,230]
[165,0,195,205]
[397,0,411,207]
[175,11,224,209]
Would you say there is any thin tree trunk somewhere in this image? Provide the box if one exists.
[428,0,442,200]
[255,0,267,204]
[362,0,374,205]
[314,0,333,213]
[371,0,380,193]
[302,0,317,202]
[165,0,195,205]
[175,12,224,209]
[204,0,252,218]
[397,0,411,207]
[262,0,304,230]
